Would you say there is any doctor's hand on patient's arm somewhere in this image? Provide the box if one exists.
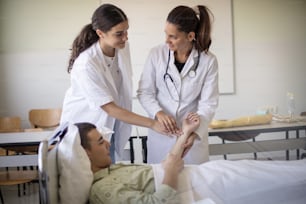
[151,120,172,135]
[169,113,200,157]
[155,111,182,136]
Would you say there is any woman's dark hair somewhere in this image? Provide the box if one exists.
[75,122,97,150]
[166,5,213,53]
[67,4,128,73]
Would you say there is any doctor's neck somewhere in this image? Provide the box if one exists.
[99,40,115,57]
[174,44,193,63]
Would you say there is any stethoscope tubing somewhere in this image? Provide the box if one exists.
[163,49,200,80]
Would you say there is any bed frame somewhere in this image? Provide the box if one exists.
[38,125,68,204]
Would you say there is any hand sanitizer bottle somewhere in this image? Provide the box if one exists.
[287,92,295,119]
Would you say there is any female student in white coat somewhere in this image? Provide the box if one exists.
[137,5,219,164]
[61,4,174,162]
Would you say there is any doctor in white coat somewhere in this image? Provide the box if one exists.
[61,4,170,162]
[137,5,219,164]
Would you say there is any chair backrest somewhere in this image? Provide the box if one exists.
[0,116,40,153]
[0,116,22,132]
[0,116,38,194]
[29,109,62,129]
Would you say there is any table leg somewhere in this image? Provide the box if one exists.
[296,130,300,160]
[252,137,257,160]
[286,131,289,160]
[222,139,227,160]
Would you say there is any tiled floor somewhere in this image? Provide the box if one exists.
[0,183,39,204]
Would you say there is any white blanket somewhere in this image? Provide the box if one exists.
[152,159,306,204]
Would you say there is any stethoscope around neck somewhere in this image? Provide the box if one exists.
[163,49,200,101]
[163,49,200,81]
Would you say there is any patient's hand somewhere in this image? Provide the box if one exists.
[182,112,200,135]
[180,113,200,157]
[169,113,200,158]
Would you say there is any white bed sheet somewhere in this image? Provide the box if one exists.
[152,159,306,204]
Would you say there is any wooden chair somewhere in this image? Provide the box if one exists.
[0,116,38,203]
[0,170,38,203]
[0,117,23,155]
[29,108,62,129]
[27,108,61,173]
[0,116,22,133]
[0,116,38,154]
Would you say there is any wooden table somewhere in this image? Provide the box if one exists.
[129,121,306,163]
[0,131,52,167]
[208,121,306,160]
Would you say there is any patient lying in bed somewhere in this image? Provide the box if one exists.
[73,115,306,204]
[75,113,199,204]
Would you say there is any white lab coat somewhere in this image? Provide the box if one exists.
[61,42,133,158]
[137,44,219,164]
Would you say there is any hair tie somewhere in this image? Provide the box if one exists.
[192,6,200,19]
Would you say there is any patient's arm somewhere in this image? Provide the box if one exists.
[161,113,200,189]
[169,113,200,157]
[162,153,183,189]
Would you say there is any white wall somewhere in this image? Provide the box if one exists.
[0,0,100,127]
[218,0,306,120]
[0,0,305,132]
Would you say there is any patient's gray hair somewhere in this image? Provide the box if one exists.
[74,122,97,150]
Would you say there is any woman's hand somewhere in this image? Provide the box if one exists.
[151,120,170,135]
[156,111,182,136]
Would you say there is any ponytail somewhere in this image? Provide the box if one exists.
[67,24,98,73]
[195,5,213,53]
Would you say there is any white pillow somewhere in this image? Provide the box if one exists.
[58,123,93,204]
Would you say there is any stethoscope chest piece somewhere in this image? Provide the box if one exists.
[188,70,196,78]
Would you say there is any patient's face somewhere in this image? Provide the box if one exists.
[86,129,112,170]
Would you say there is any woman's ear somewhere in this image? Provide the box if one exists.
[188,32,196,42]
[96,29,104,38]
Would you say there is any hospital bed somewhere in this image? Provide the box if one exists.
[38,124,306,204]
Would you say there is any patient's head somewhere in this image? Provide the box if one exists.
[75,122,112,172]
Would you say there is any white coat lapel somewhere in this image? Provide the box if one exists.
[95,42,118,95]
[168,50,182,91]
[181,48,198,79]
[117,43,133,100]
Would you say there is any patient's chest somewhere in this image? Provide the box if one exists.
[92,164,156,200]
